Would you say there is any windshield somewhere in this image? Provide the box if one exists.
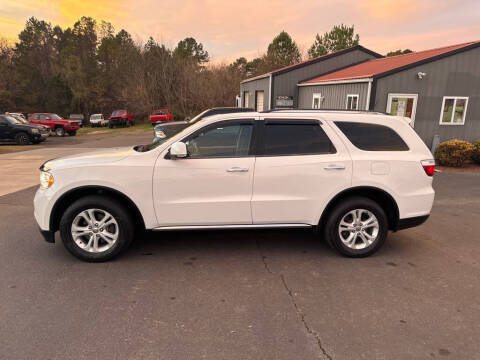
[10,115,29,124]
[153,110,166,115]
[50,114,63,120]
[4,115,22,125]
[187,109,210,124]
[112,110,126,116]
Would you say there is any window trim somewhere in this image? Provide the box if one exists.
[312,93,322,109]
[386,93,418,127]
[439,96,469,126]
[171,118,257,160]
[256,119,337,157]
[345,94,359,110]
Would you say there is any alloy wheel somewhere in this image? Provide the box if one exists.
[338,209,379,250]
[71,209,119,253]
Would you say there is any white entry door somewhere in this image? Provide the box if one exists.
[256,91,264,112]
[386,93,418,127]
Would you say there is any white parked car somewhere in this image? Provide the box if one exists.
[89,113,108,127]
[34,110,435,262]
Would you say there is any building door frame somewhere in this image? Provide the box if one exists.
[386,93,418,127]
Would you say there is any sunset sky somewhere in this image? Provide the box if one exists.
[1,0,479,62]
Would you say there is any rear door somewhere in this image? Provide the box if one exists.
[251,118,352,225]
[153,118,257,226]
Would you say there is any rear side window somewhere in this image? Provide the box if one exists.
[263,121,335,156]
[335,122,409,151]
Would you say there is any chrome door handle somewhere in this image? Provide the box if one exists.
[324,164,345,170]
[227,167,249,172]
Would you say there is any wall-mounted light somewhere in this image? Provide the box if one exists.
[417,72,427,79]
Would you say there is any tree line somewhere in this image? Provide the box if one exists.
[0,19,411,121]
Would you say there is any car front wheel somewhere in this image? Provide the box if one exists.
[59,195,134,262]
[55,127,66,137]
[15,132,30,145]
[324,197,388,257]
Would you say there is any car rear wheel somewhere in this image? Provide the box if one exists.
[324,197,388,257]
[55,127,65,137]
[59,195,134,262]
[15,132,30,145]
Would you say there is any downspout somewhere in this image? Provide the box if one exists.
[365,78,373,110]
[268,74,272,110]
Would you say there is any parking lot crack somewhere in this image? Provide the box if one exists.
[280,274,333,360]
[256,240,332,359]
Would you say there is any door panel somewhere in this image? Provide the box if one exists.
[251,120,352,225]
[153,119,256,226]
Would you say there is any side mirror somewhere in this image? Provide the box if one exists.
[170,141,188,159]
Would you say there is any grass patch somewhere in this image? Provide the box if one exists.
[78,122,153,136]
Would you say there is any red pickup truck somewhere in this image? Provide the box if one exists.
[149,109,173,126]
[109,109,134,128]
[29,113,80,136]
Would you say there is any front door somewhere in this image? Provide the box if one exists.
[386,93,418,127]
[251,118,352,225]
[256,91,264,112]
[0,116,11,140]
[153,119,256,226]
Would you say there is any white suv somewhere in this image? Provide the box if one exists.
[34,111,435,262]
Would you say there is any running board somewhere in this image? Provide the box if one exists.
[152,223,313,231]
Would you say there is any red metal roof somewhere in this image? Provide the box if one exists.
[300,41,480,84]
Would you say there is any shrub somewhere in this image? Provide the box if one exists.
[472,139,480,164]
[434,139,474,167]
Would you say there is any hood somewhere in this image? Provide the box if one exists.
[15,123,40,131]
[42,146,135,170]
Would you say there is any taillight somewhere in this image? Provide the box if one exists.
[421,159,435,176]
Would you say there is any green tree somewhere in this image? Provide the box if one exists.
[266,31,301,68]
[308,24,360,59]
[386,49,413,57]
[173,37,209,64]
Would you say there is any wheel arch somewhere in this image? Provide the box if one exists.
[50,185,146,232]
[318,186,400,231]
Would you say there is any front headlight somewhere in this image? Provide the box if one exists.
[31,128,39,134]
[155,130,166,139]
[40,171,54,188]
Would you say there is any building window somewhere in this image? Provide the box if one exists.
[439,96,468,125]
[346,94,359,110]
[386,93,418,127]
[312,93,322,109]
[243,91,249,107]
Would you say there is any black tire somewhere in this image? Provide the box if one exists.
[323,196,388,258]
[130,119,135,126]
[68,131,77,136]
[55,127,66,137]
[59,195,135,262]
[108,123,113,128]
[15,132,30,145]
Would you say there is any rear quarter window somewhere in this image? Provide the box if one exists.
[334,122,409,151]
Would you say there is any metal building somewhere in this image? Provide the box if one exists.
[297,41,480,146]
[239,46,382,112]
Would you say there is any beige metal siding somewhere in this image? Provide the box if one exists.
[298,82,370,109]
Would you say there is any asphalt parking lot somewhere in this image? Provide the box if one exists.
[1,133,480,359]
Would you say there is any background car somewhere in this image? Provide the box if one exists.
[8,113,50,141]
[149,108,173,126]
[69,114,85,127]
[153,107,253,142]
[29,113,80,137]
[0,114,47,144]
[109,109,134,128]
[90,113,108,127]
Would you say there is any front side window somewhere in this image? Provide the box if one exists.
[39,114,47,120]
[50,114,62,120]
[263,121,335,156]
[346,94,359,110]
[185,121,253,158]
[335,122,409,151]
[440,96,468,125]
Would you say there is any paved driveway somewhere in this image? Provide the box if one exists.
[1,132,479,359]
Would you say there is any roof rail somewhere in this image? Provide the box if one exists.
[261,108,389,115]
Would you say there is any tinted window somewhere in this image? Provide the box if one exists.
[0,116,8,125]
[263,121,335,156]
[335,122,409,151]
[185,121,253,158]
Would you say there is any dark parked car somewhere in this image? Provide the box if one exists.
[0,114,49,145]
[153,107,253,142]
[9,114,50,141]
[69,114,85,127]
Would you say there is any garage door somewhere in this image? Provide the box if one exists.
[256,91,264,112]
